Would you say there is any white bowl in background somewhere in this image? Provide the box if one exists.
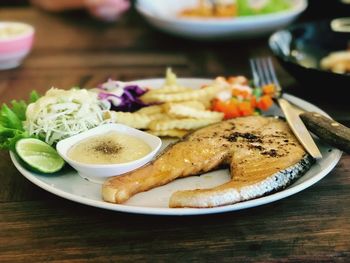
[0,22,35,70]
[56,123,162,184]
[136,0,307,40]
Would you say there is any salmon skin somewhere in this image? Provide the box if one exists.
[102,116,314,208]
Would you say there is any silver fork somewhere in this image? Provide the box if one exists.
[249,57,282,98]
[249,57,322,159]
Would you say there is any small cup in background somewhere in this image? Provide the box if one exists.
[0,22,35,70]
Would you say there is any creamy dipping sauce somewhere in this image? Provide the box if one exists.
[0,23,32,40]
[67,131,151,165]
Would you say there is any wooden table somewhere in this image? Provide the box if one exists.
[0,7,349,262]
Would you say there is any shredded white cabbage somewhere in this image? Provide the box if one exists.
[25,88,111,145]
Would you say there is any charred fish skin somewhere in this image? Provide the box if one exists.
[240,154,315,200]
[169,154,314,208]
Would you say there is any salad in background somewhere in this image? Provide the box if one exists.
[179,0,292,18]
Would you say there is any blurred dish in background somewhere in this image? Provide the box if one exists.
[179,0,291,19]
[136,0,307,40]
[269,18,350,95]
[321,50,350,74]
[0,22,34,70]
[179,0,237,18]
[305,0,350,19]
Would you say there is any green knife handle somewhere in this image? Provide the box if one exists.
[300,112,350,154]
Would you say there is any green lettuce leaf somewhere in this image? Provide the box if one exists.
[0,104,23,131]
[0,125,28,151]
[29,90,40,104]
[0,91,40,150]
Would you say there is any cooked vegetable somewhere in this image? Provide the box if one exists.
[211,77,275,119]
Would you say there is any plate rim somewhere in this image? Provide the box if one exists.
[10,78,343,216]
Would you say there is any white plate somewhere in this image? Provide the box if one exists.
[11,78,342,216]
[135,0,307,40]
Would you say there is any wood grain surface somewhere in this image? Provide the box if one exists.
[0,7,349,263]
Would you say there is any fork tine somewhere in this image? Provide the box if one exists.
[266,57,282,96]
[252,57,282,96]
[249,59,260,88]
[266,58,281,88]
[250,57,281,91]
[260,58,272,86]
[255,58,267,86]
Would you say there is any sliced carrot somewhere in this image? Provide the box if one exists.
[262,84,276,95]
[257,95,274,111]
[224,102,240,119]
[250,96,257,108]
[211,99,222,111]
[212,99,240,119]
[238,101,253,116]
[232,89,250,99]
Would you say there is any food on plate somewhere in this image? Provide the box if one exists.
[108,111,154,129]
[95,79,148,112]
[0,91,40,151]
[211,76,275,119]
[25,88,111,146]
[179,0,291,19]
[110,99,224,137]
[136,104,164,115]
[15,138,64,173]
[102,116,314,208]
[67,131,151,165]
[1,68,275,177]
[109,69,226,137]
[110,69,274,138]
[320,50,350,74]
[147,129,189,138]
[165,102,223,119]
[140,83,220,103]
[148,117,219,131]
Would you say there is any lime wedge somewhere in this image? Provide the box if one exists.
[15,138,65,173]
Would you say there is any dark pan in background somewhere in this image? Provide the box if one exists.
[269,18,350,96]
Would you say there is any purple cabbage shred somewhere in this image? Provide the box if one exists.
[97,82,149,112]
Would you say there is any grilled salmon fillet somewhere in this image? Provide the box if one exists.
[102,116,314,208]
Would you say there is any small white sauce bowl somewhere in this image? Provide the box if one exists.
[56,123,162,184]
[0,22,35,70]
